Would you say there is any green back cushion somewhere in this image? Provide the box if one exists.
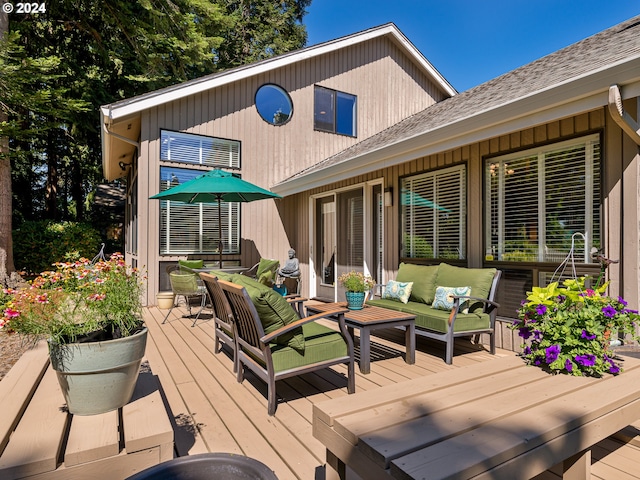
[434,263,496,312]
[179,259,204,270]
[229,274,305,353]
[256,258,279,285]
[395,263,439,304]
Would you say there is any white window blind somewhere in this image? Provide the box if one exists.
[159,167,240,255]
[161,130,240,168]
[485,134,600,263]
[401,165,466,260]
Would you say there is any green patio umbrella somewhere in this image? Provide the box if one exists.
[150,168,281,268]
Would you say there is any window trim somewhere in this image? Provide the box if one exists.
[400,163,467,262]
[483,133,601,265]
[314,85,357,137]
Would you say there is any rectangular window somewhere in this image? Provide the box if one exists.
[158,167,240,255]
[485,134,601,263]
[314,86,357,137]
[401,165,466,260]
[161,130,240,168]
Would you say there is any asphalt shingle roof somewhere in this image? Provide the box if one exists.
[281,15,640,183]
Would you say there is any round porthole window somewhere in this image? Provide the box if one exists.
[255,84,293,126]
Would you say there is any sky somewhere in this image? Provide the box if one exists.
[305,0,640,92]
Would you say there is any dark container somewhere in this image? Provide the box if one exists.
[126,453,279,480]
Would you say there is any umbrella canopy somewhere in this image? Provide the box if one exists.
[150,168,281,267]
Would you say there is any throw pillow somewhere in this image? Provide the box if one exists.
[431,286,471,313]
[230,274,305,353]
[382,280,413,304]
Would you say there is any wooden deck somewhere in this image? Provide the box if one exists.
[143,305,640,480]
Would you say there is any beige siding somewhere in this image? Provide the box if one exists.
[136,37,445,304]
[287,106,640,350]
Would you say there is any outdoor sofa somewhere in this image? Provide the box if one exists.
[367,262,501,364]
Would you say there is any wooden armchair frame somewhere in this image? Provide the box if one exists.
[218,279,355,415]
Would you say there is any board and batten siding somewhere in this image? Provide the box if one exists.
[286,106,640,351]
[136,36,447,305]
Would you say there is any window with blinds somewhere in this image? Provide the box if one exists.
[159,167,240,255]
[160,130,240,168]
[401,165,466,260]
[485,134,601,263]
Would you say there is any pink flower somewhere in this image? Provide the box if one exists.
[4,308,20,318]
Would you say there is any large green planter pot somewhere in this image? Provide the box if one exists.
[49,326,148,416]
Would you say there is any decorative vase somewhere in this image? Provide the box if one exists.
[345,291,366,310]
[49,326,148,415]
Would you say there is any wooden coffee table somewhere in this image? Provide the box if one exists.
[305,302,415,374]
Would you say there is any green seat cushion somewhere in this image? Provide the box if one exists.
[395,263,439,304]
[270,322,347,372]
[367,298,490,333]
[208,270,234,282]
[179,259,204,270]
[229,274,305,353]
[256,258,279,286]
[434,263,497,313]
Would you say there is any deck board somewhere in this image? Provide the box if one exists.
[142,306,640,480]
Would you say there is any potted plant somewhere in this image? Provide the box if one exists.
[0,253,146,415]
[510,275,640,376]
[338,270,375,310]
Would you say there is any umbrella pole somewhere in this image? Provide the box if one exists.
[217,196,223,269]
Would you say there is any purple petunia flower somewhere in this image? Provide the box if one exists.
[565,359,573,373]
[609,363,620,374]
[533,329,543,341]
[581,329,596,340]
[602,305,617,318]
[545,345,560,363]
[523,346,531,355]
[518,327,532,339]
[618,296,628,307]
[575,354,596,367]
[535,304,547,316]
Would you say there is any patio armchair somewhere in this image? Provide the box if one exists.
[199,273,238,373]
[162,265,209,326]
[218,277,355,415]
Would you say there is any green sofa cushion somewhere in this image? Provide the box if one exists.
[395,263,439,304]
[434,263,497,313]
[256,258,279,286]
[367,298,490,333]
[270,322,347,372]
[179,259,204,270]
[229,274,305,353]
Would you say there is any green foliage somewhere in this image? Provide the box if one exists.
[1,253,144,344]
[338,271,375,293]
[12,221,101,275]
[403,234,434,258]
[510,277,640,376]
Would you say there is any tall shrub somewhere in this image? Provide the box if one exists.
[12,221,101,275]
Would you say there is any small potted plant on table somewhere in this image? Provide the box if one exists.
[338,270,375,310]
[1,253,146,415]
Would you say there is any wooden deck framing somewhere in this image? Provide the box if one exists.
[144,306,640,480]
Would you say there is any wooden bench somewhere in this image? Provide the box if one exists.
[313,355,640,480]
[0,342,174,479]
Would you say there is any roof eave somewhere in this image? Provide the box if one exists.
[272,57,640,197]
[100,24,455,123]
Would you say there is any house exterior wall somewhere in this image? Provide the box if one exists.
[286,105,640,351]
[133,37,448,305]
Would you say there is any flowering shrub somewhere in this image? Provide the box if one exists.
[0,253,144,345]
[510,276,640,376]
[338,270,375,293]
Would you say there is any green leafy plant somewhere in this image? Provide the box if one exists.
[338,271,375,293]
[0,253,144,345]
[510,276,639,376]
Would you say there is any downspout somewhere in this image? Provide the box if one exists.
[608,84,640,145]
